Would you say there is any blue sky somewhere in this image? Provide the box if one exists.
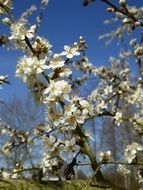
[0,0,142,100]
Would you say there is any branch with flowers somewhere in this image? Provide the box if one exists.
[0,0,143,189]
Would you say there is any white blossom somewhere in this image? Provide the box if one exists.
[104,85,113,95]
[113,111,123,126]
[9,22,36,41]
[61,45,80,59]
[32,36,52,57]
[79,99,93,116]
[63,104,85,127]
[59,67,72,77]
[44,80,71,102]
[16,56,48,83]
[125,143,143,163]
[49,54,65,69]
[2,171,10,179]
[117,165,131,176]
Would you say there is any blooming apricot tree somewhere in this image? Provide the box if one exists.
[0,0,143,189]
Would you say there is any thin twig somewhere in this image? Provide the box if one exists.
[76,160,143,166]
[100,0,143,26]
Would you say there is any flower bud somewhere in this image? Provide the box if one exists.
[116,12,124,19]
[119,0,126,7]
[129,8,138,15]
[123,18,132,24]
[107,7,115,12]
[2,17,11,25]
[134,21,141,27]
[99,151,111,162]
[79,36,84,41]
[0,75,8,81]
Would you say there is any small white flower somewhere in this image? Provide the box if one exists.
[79,99,93,116]
[9,22,36,40]
[117,165,131,176]
[2,171,10,179]
[1,128,7,134]
[104,85,113,95]
[44,80,71,102]
[0,75,8,84]
[96,100,107,113]
[63,104,85,127]
[41,0,49,6]
[114,111,123,126]
[16,56,48,83]
[49,54,65,69]
[32,36,52,57]
[59,67,72,77]
[61,45,80,59]
[11,169,18,179]
[65,137,76,148]
[89,89,99,101]
[2,17,11,25]
[125,143,143,163]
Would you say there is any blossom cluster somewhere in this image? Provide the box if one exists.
[0,1,143,188]
[124,143,142,164]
